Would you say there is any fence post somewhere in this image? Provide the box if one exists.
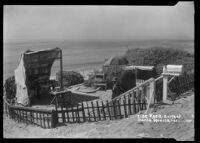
[82,102,86,122]
[150,79,155,105]
[163,75,168,101]
[51,110,58,128]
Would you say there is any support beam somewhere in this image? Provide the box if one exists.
[163,75,168,101]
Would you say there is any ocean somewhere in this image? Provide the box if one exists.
[3,40,194,82]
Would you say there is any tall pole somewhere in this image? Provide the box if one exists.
[60,48,63,89]
[163,75,168,101]
[135,67,137,85]
[162,66,168,101]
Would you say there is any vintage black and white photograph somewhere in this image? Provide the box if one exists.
[3,2,194,140]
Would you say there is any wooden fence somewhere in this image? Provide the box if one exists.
[3,72,194,128]
[54,78,155,124]
[3,96,57,129]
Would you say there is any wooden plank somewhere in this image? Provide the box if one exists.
[66,107,70,123]
[101,101,106,120]
[86,102,90,122]
[43,113,46,128]
[117,100,122,119]
[11,109,14,120]
[19,110,22,122]
[39,112,42,126]
[15,110,18,122]
[91,101,96,121]
[96,101,101,121]
[82,102,86,122]
[76,105,80,123]
[128,96,132,115]
[17,110,20,123]
[72,106,75,123]
[36,112,38,125]
[30,111,33,124]
[25,111,28,124]
[133,92,136,114]
[106,100,111,120]
[113,100,117,119]
[51,110,58,128]
[61,104,65,123]
[123,99,127,118]
[47,114,50,128]
[141,86,144,110]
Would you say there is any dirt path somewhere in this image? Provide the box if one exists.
[3,91,194,140]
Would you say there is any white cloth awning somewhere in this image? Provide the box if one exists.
[14,54,29,106]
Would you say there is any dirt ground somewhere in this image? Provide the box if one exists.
[3,91,194,140]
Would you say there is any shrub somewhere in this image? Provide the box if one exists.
[124,47,194,75]
[4,76,16,100]
[56,71,84,87]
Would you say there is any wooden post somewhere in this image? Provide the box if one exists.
[61,104,65,123]
[135,68,137,85]
[101,101,106,120]
[66,108,69,123]
[43,113,46,128]
[76,105,80,123]
[36,112,38,124]
[123,99,127,118]
[59,48,63,89]
[51,110,58,128]
[82,103,86,122]
[40,112,42,126]
[133,92,136,114]
[149,79,155,105]
[113,100,117,119]
[30,111,33,124]
[96,101,101,121]
[128,96,132,115]
[86,102,90,122]
[163,75,168,101]
[117,100,122,119]
[72,106,75,122]
[106,100,111,120]
[91,101,96,121]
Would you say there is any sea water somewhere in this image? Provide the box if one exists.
[3,40,194,82]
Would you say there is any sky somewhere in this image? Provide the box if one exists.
[4,2,194,42]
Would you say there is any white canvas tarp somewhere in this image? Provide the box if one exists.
[14,54,29,106]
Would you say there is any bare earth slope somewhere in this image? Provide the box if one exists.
[3,91,194,140]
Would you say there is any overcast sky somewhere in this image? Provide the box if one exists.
[4,2,194,42]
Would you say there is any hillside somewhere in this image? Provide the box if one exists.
[3,90,194,140]
[123,47,194,75]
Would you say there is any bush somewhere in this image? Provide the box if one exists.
[4,76,16,100]
[56,71,84,87]
[124,47,194,75]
